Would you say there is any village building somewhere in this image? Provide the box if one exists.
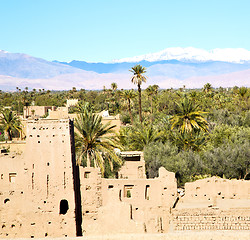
[0,119,249,238]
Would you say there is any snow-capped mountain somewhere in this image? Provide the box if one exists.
[113,47,250,63]
[0,48,249,90]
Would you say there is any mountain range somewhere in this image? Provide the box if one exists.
[0,48,250,90]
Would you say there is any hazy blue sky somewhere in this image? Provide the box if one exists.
[0,0,249,62]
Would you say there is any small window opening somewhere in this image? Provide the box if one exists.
[1,174,3,179]
[59,199,69,215]
[84,172,90,178]
[38,141,40,143]
[108,185,114,189]
[145,185,150,200]
[9,173,17,183]
[85,185,91,190]
[124,185,133,198]
[45,233,48,237]
[11,224,15,228]
[47,162,50,166]
[119,190,122,201]
[4,198,10,204]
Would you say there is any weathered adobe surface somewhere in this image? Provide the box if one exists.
[0,119,249,238]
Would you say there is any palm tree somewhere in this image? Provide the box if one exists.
[170,97,208,134]
[238,87,247,98]
[171,131,207,151]
[130,64,147,123]
[121,89,137,124]
[74,104,122,175]
[0,109,22,141]
[119,124,163,151]
[111,82,118,92]
[146,85,159,115]
[203,83,213,94]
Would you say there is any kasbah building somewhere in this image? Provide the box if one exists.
[0,102,249,240]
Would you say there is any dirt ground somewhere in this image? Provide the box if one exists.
[15,231,250,240]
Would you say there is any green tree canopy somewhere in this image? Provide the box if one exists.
[170,97,208,134]
[0,108,22,141]
[74,104,122,175]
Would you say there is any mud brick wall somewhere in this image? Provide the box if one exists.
[171,209,250,231]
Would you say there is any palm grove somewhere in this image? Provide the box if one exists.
[0,65,249,185]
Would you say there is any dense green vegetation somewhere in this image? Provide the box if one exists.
[74,103,122,176]
[0,81,249,185]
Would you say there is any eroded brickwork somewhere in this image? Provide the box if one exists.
[172,209,250,231]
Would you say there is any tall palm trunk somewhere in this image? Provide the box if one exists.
[138,84,142,123]
[6,129,12,141]
[87,151,91,167]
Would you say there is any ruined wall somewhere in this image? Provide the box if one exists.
[47,107,69,119]
[0,119,79,238]
[0,141,26,153]
[1,119,250,238]
[23,106,56,118]
[66,99,78,108]
[172,209,250,231]
[171,177,250,231]
[184,177,249,201]
[80,167,177,235]
[118,152,146,179]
